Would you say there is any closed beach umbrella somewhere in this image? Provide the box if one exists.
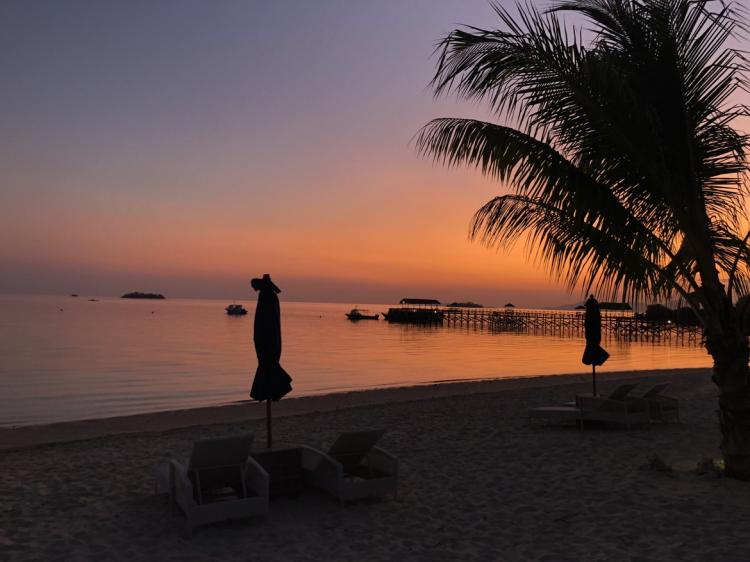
[582,295,609,395]
[250,274,292,448]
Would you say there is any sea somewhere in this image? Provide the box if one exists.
[0,295,712,427]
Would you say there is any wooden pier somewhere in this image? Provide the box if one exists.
[439,307,702,343]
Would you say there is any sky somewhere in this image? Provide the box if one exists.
[0,0,593,307]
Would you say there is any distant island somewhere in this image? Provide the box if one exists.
[447,301,484,308]
[121,292,165,300]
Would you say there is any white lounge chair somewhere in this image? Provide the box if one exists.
[301,429,398,505]
[528,383,641,428]
[577,389,650,429]
[155,433,269,533]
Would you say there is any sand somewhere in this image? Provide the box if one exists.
[2,367,750,561]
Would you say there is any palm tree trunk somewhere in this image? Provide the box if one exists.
[693,250,750,477]
[707,323,750,479]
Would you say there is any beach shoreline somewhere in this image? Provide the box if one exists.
[5,365,750,561]
[0,367,710,451]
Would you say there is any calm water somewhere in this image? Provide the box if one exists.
[0,295,711,426]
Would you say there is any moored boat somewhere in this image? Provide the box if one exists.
[384,298,444,324]
[346,308,379,320]
[226,304,248,315]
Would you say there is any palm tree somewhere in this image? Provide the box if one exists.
[417,0,750,478]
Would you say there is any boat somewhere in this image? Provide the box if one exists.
[226,304,248,315]
[384,298,445,324]
[346,308,379,320]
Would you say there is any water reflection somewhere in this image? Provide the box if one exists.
[0,296,710,426]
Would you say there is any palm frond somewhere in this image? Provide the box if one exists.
[421,0,750,308]
[470,194,693,302]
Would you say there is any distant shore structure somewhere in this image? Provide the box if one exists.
[504,302,515,308]
[378,300,699,343]
[121,292,165,300]
[447,301,483,308]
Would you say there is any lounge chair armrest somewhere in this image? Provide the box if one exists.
[367,447,398,475]
[244,456,270,499]
[169,459,190,484]
[300,446,343,474]
[300,445,326,470]
[169,460,196,507]
[300,445,344,493]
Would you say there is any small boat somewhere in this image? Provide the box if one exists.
[346,308,379,320]
[226,304,248,316]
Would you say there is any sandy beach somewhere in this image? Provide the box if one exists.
[2,367,750,561]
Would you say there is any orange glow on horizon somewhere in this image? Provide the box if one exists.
[2,160,572,306]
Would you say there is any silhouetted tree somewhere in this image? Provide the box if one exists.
[645,304,674,323]
[675,306,701,326]
[417,0,750,477]
[736,295,750,335]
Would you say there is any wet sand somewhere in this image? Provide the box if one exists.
[3,367,750,561]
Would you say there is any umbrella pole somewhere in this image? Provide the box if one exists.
[266,400,272,449]
[592,365,597,397]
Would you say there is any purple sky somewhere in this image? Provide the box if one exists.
[1,1,599,306]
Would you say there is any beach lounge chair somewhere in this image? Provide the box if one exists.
[154,433,269,533]
[600,383,640,401]
[301,429,398,505]
[528,384,640,428]
[636,383,680,422]
[577,385,650,429]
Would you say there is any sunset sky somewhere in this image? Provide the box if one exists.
[1,0,595,307]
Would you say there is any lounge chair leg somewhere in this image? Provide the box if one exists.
[239,466,247,499]
[168,463,177,515]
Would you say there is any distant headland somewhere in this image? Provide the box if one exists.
[447,301,483,308]
[121,292,165,300]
